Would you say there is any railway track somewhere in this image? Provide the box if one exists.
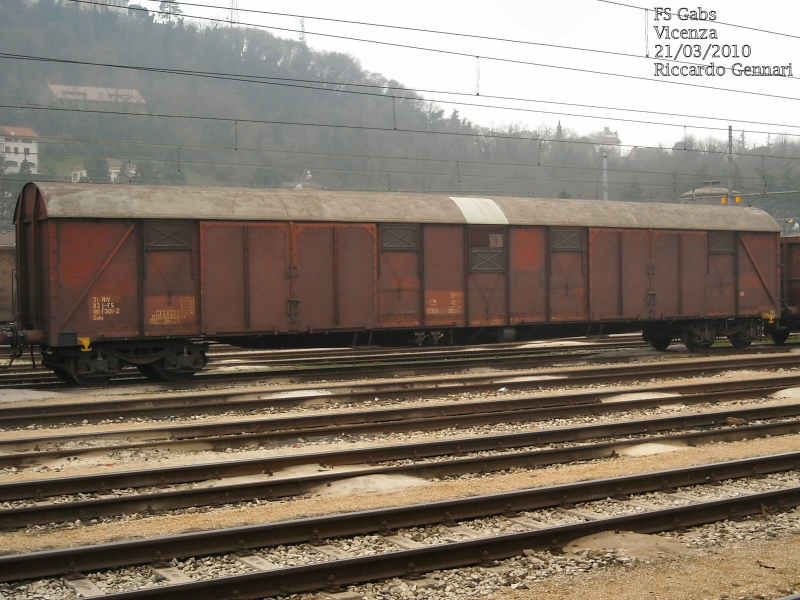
[2,377,800,526]
[2,409,800,529]
[0,336,647,388]
[2,343,799,597]
[0,334,793,389]
[3,350,800,430]
[1,454,799,598]
[2,359,800,459]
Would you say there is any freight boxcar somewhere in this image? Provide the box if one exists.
[770,235,800,343]
[2,183,782,385]
[0,244,15,323]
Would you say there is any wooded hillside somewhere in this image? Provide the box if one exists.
[0,0,798,225]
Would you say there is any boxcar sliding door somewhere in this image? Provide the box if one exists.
[549,228,588,321]
[377,225,421,326]
[422,225,465,327]
[290,224,376,332]
[200,222,291,335]
[467,226,507,326]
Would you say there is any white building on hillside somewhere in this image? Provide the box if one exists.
[0,126,39,175]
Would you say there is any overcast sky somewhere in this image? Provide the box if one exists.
[141,1,800,153]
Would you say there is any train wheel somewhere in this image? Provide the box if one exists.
[681,331,713,352]
[770,328,790,345]
[136,363,165,382]
[727,333,752,350]
[71,372,113,387]
[137,362,196,383]
[649,336,671,351]
[53,368,76,384]
[154,366,196,382]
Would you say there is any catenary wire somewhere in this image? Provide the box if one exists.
[25,133,796,183]
[62,0,800,102]
[5,50,800,140]
[5,101,800,164]
[80,0,800,78]
[76,0,757,73]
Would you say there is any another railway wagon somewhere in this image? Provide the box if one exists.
[4,182,782,385]
[0,244,15,323]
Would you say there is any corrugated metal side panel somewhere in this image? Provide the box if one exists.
[54,220,140,340]
[782,238,800,308]
[678,232,707,318]
[248,224,291,333]
[335,226,377,329]
[0,246,15,322]
[651,231,682,319]
[589,229,649,321]
[17,185,37,331]
[201,224,246,334]
[707,248,736,318]
[621,231,650,319]
[508,227,546,325]
[377,251,421,327]
[292,225,336,331]
[468,273,506,326]
[549,228,588,322]
[143,221,200,336]
[423,226,465,327]
[738,232,780,315]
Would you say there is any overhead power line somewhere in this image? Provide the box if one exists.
[64,0,800,102]
[138,1,800,72]
[4,51,800,141]
[31,132,755,183]
[5,101,800,164]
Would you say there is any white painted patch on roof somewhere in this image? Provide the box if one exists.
[450,197,509,224]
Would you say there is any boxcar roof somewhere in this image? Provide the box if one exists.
[27,183,780,232]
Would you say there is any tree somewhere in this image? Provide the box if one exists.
[18,158,33,177]
[133,161,158,185]
[84,158,110,183]
[159,1,182,22]
[117,160,135,183]
[128,4,153,21]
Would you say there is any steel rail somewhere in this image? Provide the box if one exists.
[132,345,800,387]
[3,413,800,528]
[2,372,799,460]
[3,348,800,430]
[4,360,800,429]
[0,376,785,497]
[89,488,800,600]
[0,339,794,390]
[0,337,645,389]
[0,452,798,584]
[204,337,646,367]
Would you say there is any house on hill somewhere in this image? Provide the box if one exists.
[591,127,622,157]
[0,126,38,174]
[49,85,146,112]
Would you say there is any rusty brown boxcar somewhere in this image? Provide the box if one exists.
[2,183,782,385]
[770,235,800,344]
[0,244,15,323]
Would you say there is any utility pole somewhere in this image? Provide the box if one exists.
[300,18,306,44]
[228,0,239,26]
[727,125,733,204]
[602,151,608,201]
